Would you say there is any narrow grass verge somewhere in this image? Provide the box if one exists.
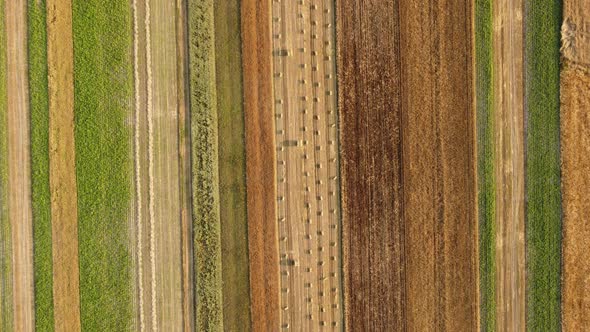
[475,0,496,330]
[214,1,250,331]
[0,0,14,329]
[27,0,54,330]
[187,0,223,330]
[525,0,562,330]
[71,0,134,330]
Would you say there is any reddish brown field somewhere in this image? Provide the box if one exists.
[561,0,590,328]
[337,0,478,330]
[241,0,280,330]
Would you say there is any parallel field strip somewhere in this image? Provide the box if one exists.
[493,0,526,329]
[271,0,341,329]
[524,0,562,329]
[132,0,186,329]
[0,0,11,328]
[6,0,35,329]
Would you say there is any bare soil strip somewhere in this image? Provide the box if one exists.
[336,1,405,329]
[337,0,478,330]
[562,0,590,329]
[6,0,35,330]
[338,1,408,329]
[493,0,526,329]
[46,0,81,330]
[241,0,280,329]
[175,0,193,330]
[271,0,342,329]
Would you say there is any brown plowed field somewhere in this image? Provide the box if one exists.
[46,0,82,330]
[241,0,280,329]
[561,0,590,328]
[5,0,34,330]
[337,0,478,330]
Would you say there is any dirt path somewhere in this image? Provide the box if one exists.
[241,0,280,329]
[561,0,590,329]
[337,0,477,330]
[132,0,184,329]
[5,0,35,330]
[174,0,193,330]
[493,0,526,330]
[46,0,81,330]
[270,0,342,330]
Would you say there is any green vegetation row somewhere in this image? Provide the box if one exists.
[475,0,496,330]
[525,0,562,330]
[27,1,54,330]
[72,0,135,330]
[188,0,223,330]
[0,0,14,329]
[214,1,251,330]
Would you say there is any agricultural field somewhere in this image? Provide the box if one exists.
[0,0,587,331]
[561,0,590,330]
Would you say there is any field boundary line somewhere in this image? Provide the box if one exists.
[144,0,157,329]
[131,0,145,330]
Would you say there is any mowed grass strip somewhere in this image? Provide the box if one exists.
[28,0,54,330]
[71,0,134,330]
[525,0,562,330]
[214,1,250,330]
[475,0,496,330]
[0,0,14,329]
[187,0,223,329]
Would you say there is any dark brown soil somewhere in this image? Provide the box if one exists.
[241,1,280,330]
[336,0,478,330]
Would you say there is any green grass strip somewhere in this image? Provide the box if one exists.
[525,0,562,330]
[214,1,250,330]
[27,1,54,330]
[0,0,14,329]
[188,0,223,330]
[475,0,496,330]
[72,0,134,330]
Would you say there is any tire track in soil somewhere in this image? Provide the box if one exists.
[144,0,158,328]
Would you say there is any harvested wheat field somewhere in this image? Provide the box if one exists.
[0,0,585,330]
[562,0,590,330]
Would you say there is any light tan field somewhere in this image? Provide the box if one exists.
[5,0,34,330]
[271,0,342,330]
[46,0,81,330]
[131,0,186,329]
[493,0,526,330]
